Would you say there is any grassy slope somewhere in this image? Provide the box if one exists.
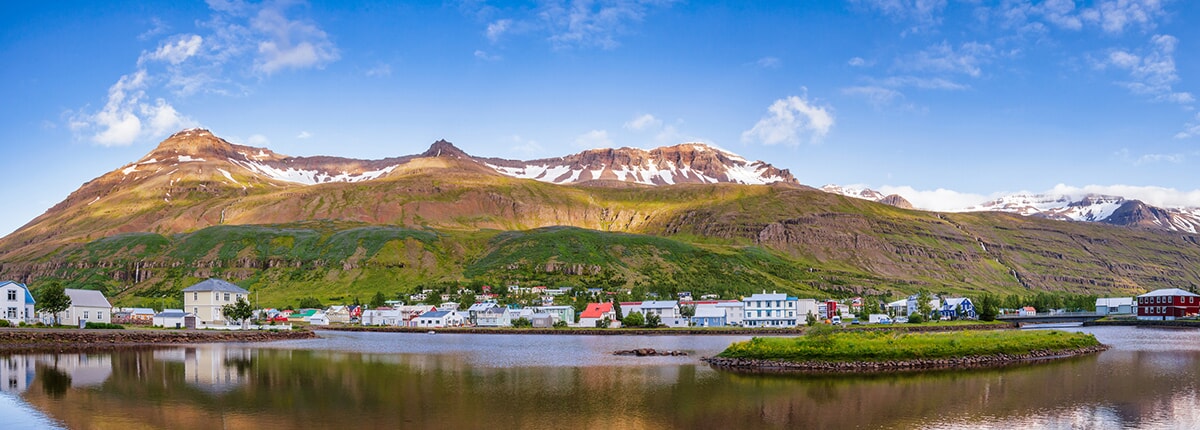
[3,157,1200,307]
[716,329,1102,362]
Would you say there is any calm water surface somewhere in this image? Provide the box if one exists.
[2,326,1198,429]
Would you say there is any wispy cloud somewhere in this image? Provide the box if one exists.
[876,185,991,212]
[68,1,340,146]
[1115,148,1186,165]
[365,63,392,78]
[574,129,613,149]
[507,135,543,155]
[1083,0,1167,34]
[850,0,948,33]
[848,57,870,67]
[843,86,904,108]
[486,19,513,42]
[1177,113,1200,139]
[741,95,834,146]
[296,131,312,139]
[623,114,662,131]
[1101,34,1193,104]
[755,56,781,69]
[474,50,502,61]
[900,41,996,78]
[877,183,1200,212]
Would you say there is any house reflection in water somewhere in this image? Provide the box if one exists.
[173,346,252,391]
[0,353,112,394]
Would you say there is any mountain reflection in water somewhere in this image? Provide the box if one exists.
[0,327,1197,429]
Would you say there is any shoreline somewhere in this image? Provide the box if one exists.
[318,322,1011,336]
[1084,320,1200,328]
[0,328,316,354]
[701,344,1111,374]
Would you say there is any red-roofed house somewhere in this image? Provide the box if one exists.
[579,302,617,328]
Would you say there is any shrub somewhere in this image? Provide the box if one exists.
[622,311,645,327]
[553,321,567,328]
[512,317,533,328]
[908,314,925,324]
[84,322,125,330]
[0,319,11,327]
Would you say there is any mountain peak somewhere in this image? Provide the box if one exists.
[148,128,239,160]
[421,140,470,159]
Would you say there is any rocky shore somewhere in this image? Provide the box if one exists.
[320,323,1009,336]
[702,344,1110,374]
[613,348,688,356]
[0,328,316,353]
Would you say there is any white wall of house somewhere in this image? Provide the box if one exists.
[184,290,246,326]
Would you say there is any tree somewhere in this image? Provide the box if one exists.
[512,317,533,328]
[612,299,624,321]
[298,297,323,309]
[595,317,610,328]
[679,304,696,318]
[457,291,477,310]
[37,282,72,326]
[622,311,645,328]
[370,291,388,309]
[646,313,662,328]
[976,293,1000,321]
[916,290,935,321]
[806,312,817,326]
[222,297,254,328]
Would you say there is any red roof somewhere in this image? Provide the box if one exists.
[580,302,614,318]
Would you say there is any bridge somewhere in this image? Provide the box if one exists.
[996,312,1105,324]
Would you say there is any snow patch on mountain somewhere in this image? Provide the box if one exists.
[230,159,398,185]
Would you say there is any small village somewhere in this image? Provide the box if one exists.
[3,278,1197,330]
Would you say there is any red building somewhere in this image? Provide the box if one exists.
[1136,288,1200,321]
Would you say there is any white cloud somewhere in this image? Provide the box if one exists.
[741,95,834,146]
[623,114,662,131]
[1105,34,1193,105]
[246,134,270,147]
[848,57,869,67]
[875,75,968,90]
[843,86,904,107]
[1084,0,1166,34]
[851,0,948,32]
[474,50,502,61]
[1047,184,1200,208]
[508,135,543,155]
[876,185,991,212]
[902,41,996,77]
[296,131,312,139]
[756,57,781,69]
[250,5,340,74]
[486,19,512,42]
[141,34,204,65]
[574,129,613,149]
[72,69,194,146]
[539,0,673,50]
[365,64,392,77]
[1177,113,1200,139]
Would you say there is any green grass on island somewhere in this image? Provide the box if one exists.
[716,329,1102,363]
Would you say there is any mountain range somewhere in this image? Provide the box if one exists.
[822,185,1200,233]
[1,129,1198,308]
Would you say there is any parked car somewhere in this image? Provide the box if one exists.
[894,316,909,324]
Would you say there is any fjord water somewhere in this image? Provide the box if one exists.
[2,327,1199,429]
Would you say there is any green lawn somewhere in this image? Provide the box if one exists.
[717,329,1101,362]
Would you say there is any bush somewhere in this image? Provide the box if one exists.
[553,321,567,328]
[0,319,10,327]
[908,314,925,324]
[84,322,125,330]
[622,311,645,327]
[512,317,533,328]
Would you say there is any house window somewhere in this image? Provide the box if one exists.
[6,308,15,318]
[98,312,104,320]
[6,291,14,301]
[193,292,198,301]
[84,311,89,320]
[224,293,230,301]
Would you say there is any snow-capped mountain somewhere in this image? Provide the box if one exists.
[822,183,1200,233]
[820,185,913,209]
[485,143,796,186]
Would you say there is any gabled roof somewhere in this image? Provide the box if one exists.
[1,281,35,305]
[744,292,792,301]
[580,302,613,318]
[419,310,451,319]
[181,278,249,294]
[1139,288,1200,298]
[130,308,156,315]
[693,307,725,318]
[641,300,679,309]
[1096,297,1134,306]
[64,289,112,308]
[155,310,190,318]
[943,297,972,307]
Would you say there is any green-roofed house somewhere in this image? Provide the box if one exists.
[182,279,249,327]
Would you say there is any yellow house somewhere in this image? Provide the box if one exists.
[182,279,249,326]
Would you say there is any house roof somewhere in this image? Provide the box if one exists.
[64,289,112,308]
[580,302,613,318]
[744,293,794,301]
[1096,297,1134,306]
[182,278,250,294]
[130,308,156,315]
[155,310,189,318]
[419,310,451,319]
[1138,288,1200,298]
[2,281,35,305]
[641,300,678,309]
[944,297,972,307]
[693,307,725,318]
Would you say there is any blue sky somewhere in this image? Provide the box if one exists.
[3,0,1200,236]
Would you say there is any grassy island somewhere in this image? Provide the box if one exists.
[706,329,1106,372]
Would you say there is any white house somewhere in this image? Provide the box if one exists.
[326,306,351,323]
[307,312,330,326]
[886,299,908,316]
[153,309,193,329]
[413,310,465,328]
[640,301,681,319]
[182,279,249,326]
[475,306,511,327]
[531,305,575,325]
[742,292,799,328]
[715,301,745,326]
[578,302,617,327]
[0,281,35,325]
[1096,297,1134,315]
[361,308,403,326]
[47,289,113,326]
[907,295,942,319]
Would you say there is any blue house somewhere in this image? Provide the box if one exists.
[940,297,977,319]
[690,306,726,327]
[0,281,36,325]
